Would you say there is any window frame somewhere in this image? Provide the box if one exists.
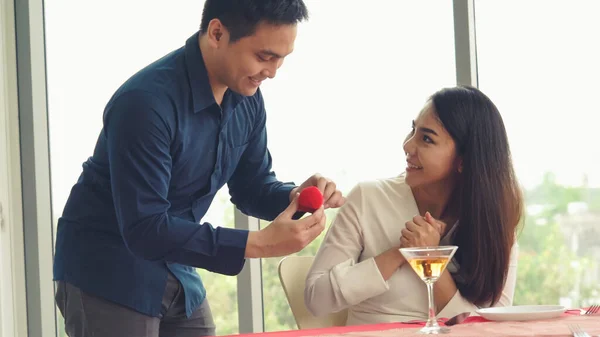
[6,0,478,335]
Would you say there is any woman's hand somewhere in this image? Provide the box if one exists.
[400,212,446,247]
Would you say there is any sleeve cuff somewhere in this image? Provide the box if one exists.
[332,257,389,306]
[437,290,477,319]
[212,227,249,276]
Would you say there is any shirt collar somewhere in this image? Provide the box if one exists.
[184,31,246,115]
[184,31,218,113]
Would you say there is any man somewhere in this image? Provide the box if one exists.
[53,1,345,336]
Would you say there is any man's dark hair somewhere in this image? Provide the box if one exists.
[200,0,309,42]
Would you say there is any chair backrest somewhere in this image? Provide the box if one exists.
[277,255,348,329]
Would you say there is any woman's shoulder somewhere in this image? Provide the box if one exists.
[345,174,414,205]
[353,174,410,194]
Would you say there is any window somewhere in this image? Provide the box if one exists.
[259,0,457,331]
[475,0,600,307]
[41,1,600,335]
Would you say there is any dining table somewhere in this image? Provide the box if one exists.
[222,310,600,337]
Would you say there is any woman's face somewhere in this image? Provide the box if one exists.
[403,101,461,189]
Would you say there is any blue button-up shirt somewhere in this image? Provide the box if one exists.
[53,31,296,317]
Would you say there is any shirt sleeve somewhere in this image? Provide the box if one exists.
[227,89,296,221]
[438,241,519,318]
[104,90,247,276]
[304,183,391,317]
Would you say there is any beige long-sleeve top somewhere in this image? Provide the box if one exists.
[304,175,518,326]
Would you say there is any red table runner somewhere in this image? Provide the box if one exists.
[222,312,600,337]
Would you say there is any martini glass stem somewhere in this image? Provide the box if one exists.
[425,281,440,329]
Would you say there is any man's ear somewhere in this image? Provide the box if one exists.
[206,19,228,47]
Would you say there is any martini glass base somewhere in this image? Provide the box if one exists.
[418,326,451,334]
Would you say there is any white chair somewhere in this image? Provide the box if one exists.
[277,255,348,329]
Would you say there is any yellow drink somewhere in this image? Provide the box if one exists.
[408,256,450,281]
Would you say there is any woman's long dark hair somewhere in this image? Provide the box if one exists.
[431,86,523,306]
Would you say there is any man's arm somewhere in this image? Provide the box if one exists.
[227,90,296,220]
[105,90,247,275]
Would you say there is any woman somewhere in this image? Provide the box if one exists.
[304,86,523,325]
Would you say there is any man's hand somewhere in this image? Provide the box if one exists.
[400,212,444,248]
[245,193,326,258]
[291,173,345,209]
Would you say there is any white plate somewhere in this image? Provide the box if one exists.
[475,305,566,321]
